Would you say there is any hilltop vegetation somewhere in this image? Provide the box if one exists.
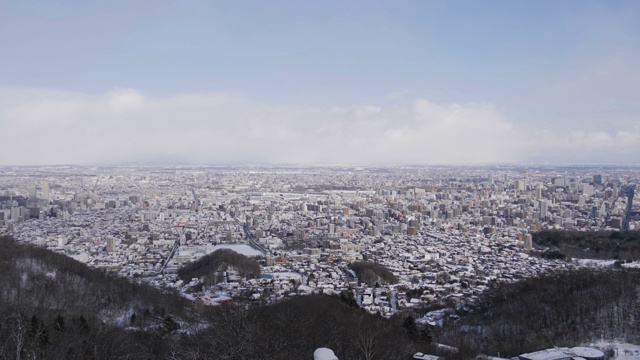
[177,248,261,283]
[6,234,640,360]
[436,269,640,359]
[534,229,640,260]
[0,235,196,360]
[0,236,427,360]
[349,261,399,286]
[173,294,428,360]
[0,236,192,322]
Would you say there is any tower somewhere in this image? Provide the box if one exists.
[41,181,50,200]
[106,237,116,252]
[524,234,533,250]
[10,207,20,221]
[539,200,548,218]
[593,174,602,185]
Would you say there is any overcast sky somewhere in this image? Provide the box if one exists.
[1,1,639,166]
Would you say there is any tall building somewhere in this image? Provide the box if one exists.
[41,181,50,200]
[539,200,548,218]
[593,174,603,185]
[553,177,567,187]
[10,207,20,221]
[106,237,116,252]
[524,234,533,250]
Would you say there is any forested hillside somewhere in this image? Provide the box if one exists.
[177,248,261,283]
[0,236,427,360]
[0,236,193,321]
[349,261,399,286]
[172,294,429,359]
[534,229,640,260]
[4,235,640,360]
[436,269,640,359]
[0,235,197,359]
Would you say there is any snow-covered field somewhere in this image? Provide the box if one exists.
[209,244,264,256]
[577,259,617,268]
[267,272,303,280]
[588,340,640,359]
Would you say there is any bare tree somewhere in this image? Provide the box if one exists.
[5,314,28,360]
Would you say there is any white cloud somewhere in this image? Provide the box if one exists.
[530,126,640,152]
[106,88,146,113]
[0,87,638,165]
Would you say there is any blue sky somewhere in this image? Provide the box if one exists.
[1,1,639,165]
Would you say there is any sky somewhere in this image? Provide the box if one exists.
[0,0,639,166]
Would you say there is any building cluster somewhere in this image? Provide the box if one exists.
[0,165,638,318]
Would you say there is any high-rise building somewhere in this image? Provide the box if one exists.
[524,234,533,250]
[593,174,603,185]
[539,200,548,218]
[41,181,50,200]
[553,177,567,187]
[10,207,21,221]
[581,184,594,196]
[106,237,116,252]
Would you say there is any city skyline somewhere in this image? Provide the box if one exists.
[1,1,639,165]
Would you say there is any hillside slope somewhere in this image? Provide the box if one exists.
[0,236,192,321]
[436,269,640,359]
[0,236,427,360]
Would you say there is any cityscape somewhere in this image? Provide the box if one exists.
[2,1,640,359]
[1,166,638,351]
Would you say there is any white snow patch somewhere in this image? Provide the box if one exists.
[314,348,338,360]
[210,244,264,257]
[587,340,640,359]
[577,259,617,268]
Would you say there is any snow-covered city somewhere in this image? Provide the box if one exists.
[1,166,637,318]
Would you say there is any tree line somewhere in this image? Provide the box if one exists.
[533,229,640,260]
[435,268,640,358]
[349,261,399,286]
[176,248,261,283]
[0,236,428,359]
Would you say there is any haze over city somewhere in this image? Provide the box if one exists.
[1,0,639,166]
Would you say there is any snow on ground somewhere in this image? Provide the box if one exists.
[314,348,338,360]
[267,272,303,280]
[587,340,640,359]
[210,244,264,256]
[622,262,640,269]
[577,259,617,268]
